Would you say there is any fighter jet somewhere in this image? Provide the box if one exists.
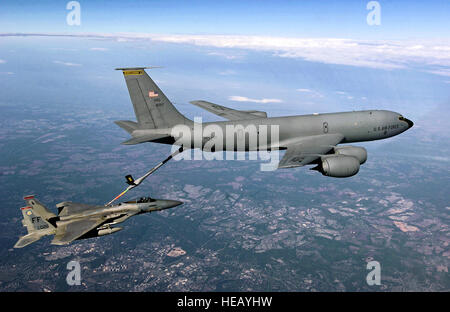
[14,195,182,248]
[114,67,414,178]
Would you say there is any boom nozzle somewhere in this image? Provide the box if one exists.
[125,175,136,185]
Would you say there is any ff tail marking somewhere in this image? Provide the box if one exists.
[14,196,57,248]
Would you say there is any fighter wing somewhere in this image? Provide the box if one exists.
[190,100,267,120]
[56,201,101,217]
[278,133,344,169]
[51,217,105,245]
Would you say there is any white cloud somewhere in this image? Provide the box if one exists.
[53,60,81,67]
[296,88,324,98]
[89,47,109,51]
[207,51,242,60]
[4,33,450,74]
[143,34,450,72]
[229,95,282,104]
[427,69,450,77]
[0,59,5,64]
[0,71,14,75]
[334,90,358,100]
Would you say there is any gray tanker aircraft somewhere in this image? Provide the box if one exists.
[14,195,182,248]
[114,67,413,178]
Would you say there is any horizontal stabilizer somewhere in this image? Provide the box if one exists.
[121,133,169,145]
[14,233,43,248]
[114,120,139,134]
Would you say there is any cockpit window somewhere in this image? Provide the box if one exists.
[137,197,155,203]
[399,116,405,121]
[125,197,156,204]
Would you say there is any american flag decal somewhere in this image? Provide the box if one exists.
[149,91,158,98]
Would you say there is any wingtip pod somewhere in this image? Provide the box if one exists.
[23,195,35,200]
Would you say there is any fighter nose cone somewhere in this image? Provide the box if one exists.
[162,200,183,209]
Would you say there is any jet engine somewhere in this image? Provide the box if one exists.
[333,146,367,164]
[313,155,360,178]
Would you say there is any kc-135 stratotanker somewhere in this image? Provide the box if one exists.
[15,68,413,247]
[114,67,413,178]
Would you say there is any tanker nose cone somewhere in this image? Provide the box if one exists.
[398,116,414,129]
[405,118,414,129]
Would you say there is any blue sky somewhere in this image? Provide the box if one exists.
[0,0,449,132]
[0,36,448,120]
[0,0,449,39]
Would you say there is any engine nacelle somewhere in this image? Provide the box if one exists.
[334,146,367,164]
[316,155,360,178]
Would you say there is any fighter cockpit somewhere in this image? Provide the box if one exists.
[138,197,156,203]
[124,197,156,204]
